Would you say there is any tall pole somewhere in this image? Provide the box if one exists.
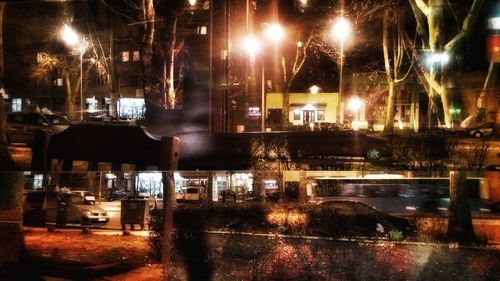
[80,46,83,121]
[339,39,344,125]
[261,64,265,131]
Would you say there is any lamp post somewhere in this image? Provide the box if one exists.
[243,24,284,131]
[331,17,351,125]
[61,24,87,121]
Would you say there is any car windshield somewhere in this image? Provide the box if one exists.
[63,194,85,205]
[186,188,199,194]
[44,114,70,125]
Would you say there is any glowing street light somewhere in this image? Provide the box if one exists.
[61,24,80,46]
[332,17,351,42]
[331,17,351,125]
[426,52,449,66]
[188,0,197,6]
[61,24,87,121]
[309,85,320,95]
[243,36,261,58]
[264,23,285,42]
[348,97,362,112]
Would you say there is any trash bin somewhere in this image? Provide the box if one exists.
[23,209,46,227]
[121,198,150,230]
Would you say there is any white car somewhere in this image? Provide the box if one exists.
[24,190,109,226]
[467,122,495,138]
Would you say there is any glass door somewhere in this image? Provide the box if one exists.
[303,110,315,124]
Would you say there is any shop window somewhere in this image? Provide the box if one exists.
[118,98,145,119]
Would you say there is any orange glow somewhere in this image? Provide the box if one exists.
[267,209,307,226]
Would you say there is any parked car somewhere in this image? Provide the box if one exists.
[64,190,96,205]
[467,122,495,138]
[244,190,282,202]
[6,112,70,146]
[184,187,201,201]
[61,192,109,224]
[107,189,129,201]
[318,200,415,237]
[23,190,109,226]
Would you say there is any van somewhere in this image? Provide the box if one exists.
[184,187,201,201]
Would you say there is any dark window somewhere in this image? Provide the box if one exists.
[186,188,199,194]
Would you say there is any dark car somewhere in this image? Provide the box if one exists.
[319,200,415,238]
[6,112,70,146]
[107,189,130,201]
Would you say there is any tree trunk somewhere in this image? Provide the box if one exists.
[0,172,24,267]
[140,0,156,119]
[447,170,476,244]
[0,3,14,170]
[167,15,179,109]
[161,171,176,279]
[382,9,395,133]
[281,89,290,128]
[64,69,77,121]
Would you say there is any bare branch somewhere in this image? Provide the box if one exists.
[444,0,484,53]
[414,0,430,17]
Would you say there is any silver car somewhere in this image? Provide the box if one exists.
[6,112,70,146]
[24,190,109,226]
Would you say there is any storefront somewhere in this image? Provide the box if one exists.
[117,98,145,119]
[266,92,338,127]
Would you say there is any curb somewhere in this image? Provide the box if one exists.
[203,230,500,251]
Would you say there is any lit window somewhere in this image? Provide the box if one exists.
[121,51,129,62]
[11,98,22,112]
[133,51,140,61]
[197,26,207,35]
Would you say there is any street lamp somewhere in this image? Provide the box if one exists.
[309,85,320,95]
[331,17,351,125]
[60,24,87,121]
[243,23,284,131]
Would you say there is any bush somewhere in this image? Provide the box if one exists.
[148,203,416,258]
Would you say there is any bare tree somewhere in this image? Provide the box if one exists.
[31,52,81,121]
[278,28,315,128]
[408,0,485,128]
[382,1,414,133]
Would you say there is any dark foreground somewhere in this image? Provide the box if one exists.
[1,229,499,281]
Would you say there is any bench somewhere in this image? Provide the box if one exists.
[31,124,180,171]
